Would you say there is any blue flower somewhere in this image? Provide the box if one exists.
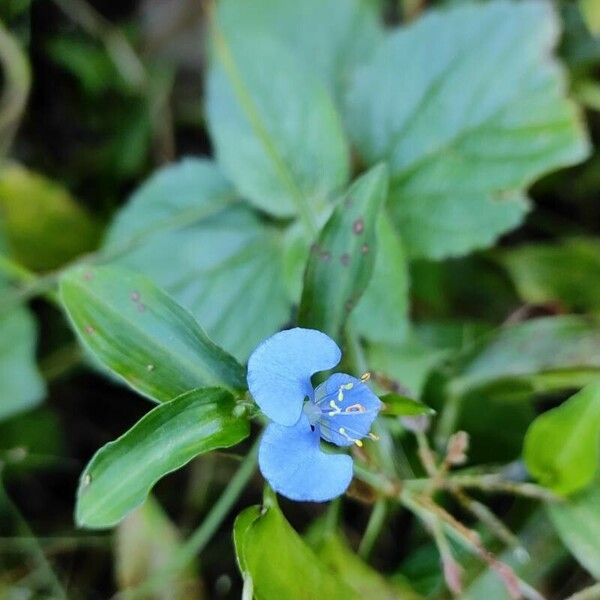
[247,328,382,502]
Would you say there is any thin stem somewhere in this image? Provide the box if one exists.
[357,498,387,559]
[117,439,259,600]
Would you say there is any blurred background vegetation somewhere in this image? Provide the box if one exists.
[1,0,600,598]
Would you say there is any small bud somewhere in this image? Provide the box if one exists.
[446,431,469,465]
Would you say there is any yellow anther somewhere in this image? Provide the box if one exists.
[360,372,371,383]
[354,439,363,447]
[368,432,380,441]
[345,403,366,413]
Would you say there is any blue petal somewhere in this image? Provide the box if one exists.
[247,328,341,426]
[258,414,353,502]
[315,373,382,447]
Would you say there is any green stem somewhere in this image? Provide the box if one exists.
[357,498,387,559]
[118,439,259,600]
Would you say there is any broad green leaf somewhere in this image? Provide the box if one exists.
[76,387,249,528]
[497,238,600,312]
[216,0,382,99]
[446,316,600,400]
[233,492,358,600]
[103,159,290,362]
[524,382,600,495]
[298,164,388,341]
[548,478,600,579]
[380,393,435,417]
[60,265,245,402]
[0,164,99,270]
[315,532,419,599]
[0,305,45,421]
[206,26,349,218]
[351,214,409,344]
[346,1,589,259]
[116,496,204,599]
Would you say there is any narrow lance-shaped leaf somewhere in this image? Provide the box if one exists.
[524,381,600,495]
[233,490,359,600]
[76,387,249,528]
[60,265,246,402]
[380,393,435,417]
[298,164,388,341]
[346,0,589,259]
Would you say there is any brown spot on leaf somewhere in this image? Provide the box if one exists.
[320,250,331,262]
[353,218,364,235]
[136,302,146,313]
[84,325,95,335]
[130,291,141,302]
[340,253,350,266]
[82,270,94,281]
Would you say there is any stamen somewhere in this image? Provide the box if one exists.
[338,427,363,447]
[368,432,380,441]
[328,399,341,416]
[360,372,371,383]
[345,403,366,413]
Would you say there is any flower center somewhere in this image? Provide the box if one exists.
[302,400,321,426]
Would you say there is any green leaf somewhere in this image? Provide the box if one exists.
[380,393,435,417]
[233,492,358,600]
[547,478,600,579]
[497,238,600,312]
[580,0,600,35]
[351,213,409,344]
[298,164,388,341]
[116,496,203,598]
[0,305,45,421]
[216,0,382,99]
[314,532,419,599]
[346,1,589,259]
[103,159,290,362]
[76,387,249,528]
[0,163,100,270]
[206,25,349,219]
[524,382,600,495]
[60,264,246,402]
[446,316,600,400]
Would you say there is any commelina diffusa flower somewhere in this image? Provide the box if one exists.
[247,328,382,502]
